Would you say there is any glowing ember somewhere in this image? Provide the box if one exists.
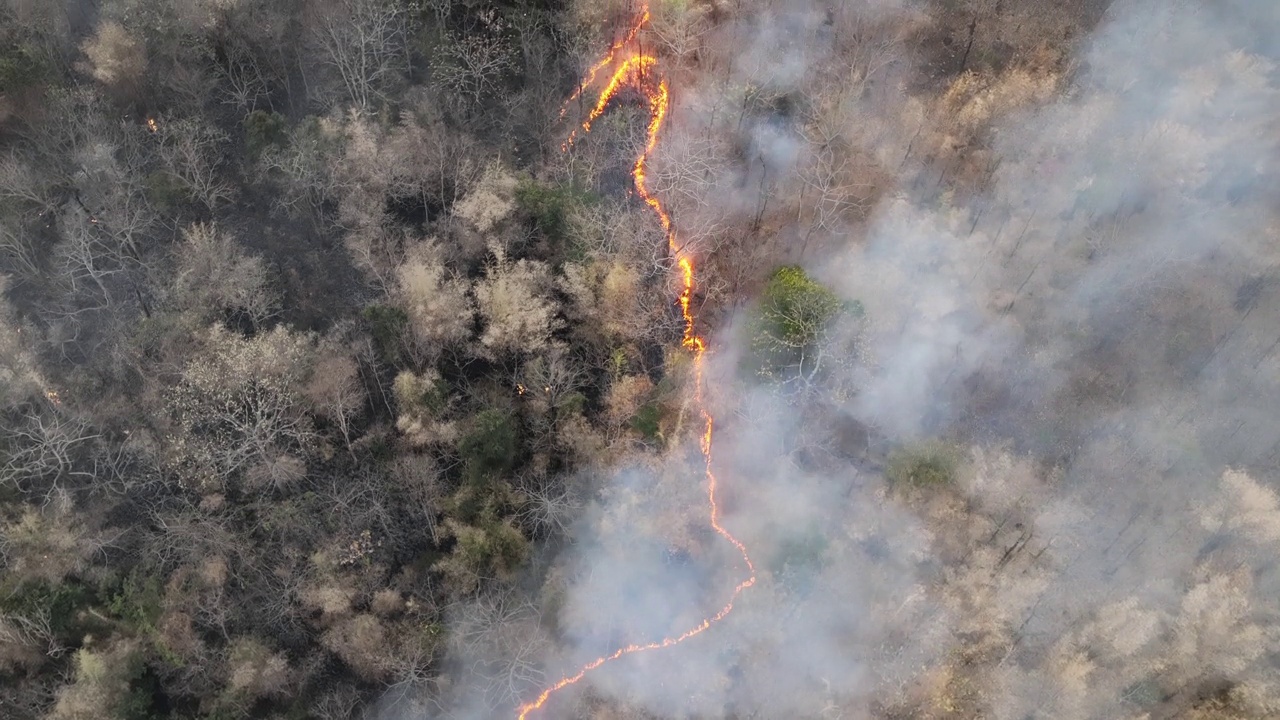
[516,7,757,719]
[146,117,159,133]
[516,384,528,396]
[44,390,61,406]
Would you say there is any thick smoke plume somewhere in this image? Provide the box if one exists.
[423,0,1280,717]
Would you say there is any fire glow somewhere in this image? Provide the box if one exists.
[516,7,757,719]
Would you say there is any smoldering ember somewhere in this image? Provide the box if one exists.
[1,1,1278,720]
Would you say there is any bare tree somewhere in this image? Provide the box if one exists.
[513,472,580,539]
[304,353,366,453]
[432,12,514,107]
[157,119,234,211]
[171,223,278,330]
[446,589,550,712]
[0,409,99,499]
[0,608,63,663]
[165,325,317,492]
[79,20,145,94]
[0,283,46,408]
[396,240,474,360]
[474,247,563,358]
[260,115,346,221]
[309,0,412,112]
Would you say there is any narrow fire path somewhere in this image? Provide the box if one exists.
[515,8,758,719]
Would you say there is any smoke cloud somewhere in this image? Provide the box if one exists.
[424,0,1280,717]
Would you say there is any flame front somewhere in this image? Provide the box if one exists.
[558,7,651,119]
[516,8,757,719]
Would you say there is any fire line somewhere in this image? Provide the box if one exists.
[517,8,758,719]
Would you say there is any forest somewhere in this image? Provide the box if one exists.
[2,0,1280,719]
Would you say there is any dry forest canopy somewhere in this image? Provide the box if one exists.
[3,0,1280,719]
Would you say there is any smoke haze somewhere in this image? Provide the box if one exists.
[429,0,1280,717]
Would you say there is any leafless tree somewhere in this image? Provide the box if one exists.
[433,16,514,107]
[260,116,345,222]
[447,589,549,712]
[215,38,274,112]
[0,608,64,660]
[165,326,317,491]
[0,219,42,281]
[305,354,365,453]
[0,409,100,499]
[309,0,412,112]
[157,119,234,211]
[171,223,278,330]
[0,154,58,214]
[513,472,580,539]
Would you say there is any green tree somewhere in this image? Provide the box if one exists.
[885,441,962,487]
[243,110,287,158]
[749,265,848,382]
[458,410,517,484]
[0,43,48,94]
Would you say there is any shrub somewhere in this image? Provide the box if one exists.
[243,110,287,158]
[145,170,188,211]
[0,580,90,638]
[363,305,409,366]
[0,44,48,93]
[433,517,529,594]
[885,441,962,487]
[514,180,586,243]
[457,409,517,483]
[769,528,828,577]
[107,570,163,636]
[630,402,664,443]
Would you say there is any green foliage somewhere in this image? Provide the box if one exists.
[435,516,529,593]
[768,527,828,593]
[630,402,664,443]
[458,518,526,571]
[608,347,629,379]
[760,265,841,346]
[0,580,90,637]
[885,441,962,487]
[748,265,844,380]
[145,170,188,211]
[0,43,49,93]
[394,370,444,410]
[243,110,287,158]
[107,570,164,636]
[243,111,285,148]
[119,670,161,720]
[769,529,829,575]
[458,409,517,483]
[1120,677,1164,707]
[445,477,518,526]
[514,180,585,243]
[363,304,409,366]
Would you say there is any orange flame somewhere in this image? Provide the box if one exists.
[559,7,651,120]
[516,7,756,719]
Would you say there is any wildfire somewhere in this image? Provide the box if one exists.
[516,8,757,719]
[559,7,651,119]
[146,117,159,133]
[44,390,61,406]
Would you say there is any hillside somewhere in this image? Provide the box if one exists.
[2,1,1280,719]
